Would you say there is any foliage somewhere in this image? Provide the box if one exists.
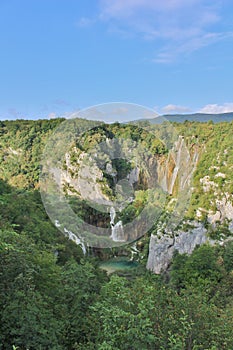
[0,119,233,349]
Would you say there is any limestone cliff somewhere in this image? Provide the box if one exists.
[157,135,199,195]
[146,134,233,274]
[146,223,211,274]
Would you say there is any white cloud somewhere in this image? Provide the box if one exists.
[48,112,59,119]
[161,104,191,114]
[199,103,233,114]
[153,32,233,63]
[100,0,200,19]
[95,0,232,62]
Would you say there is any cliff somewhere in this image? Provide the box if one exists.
[0,119,232,262]
[146,123,233,274]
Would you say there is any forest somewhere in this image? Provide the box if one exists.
[0,118,233,349]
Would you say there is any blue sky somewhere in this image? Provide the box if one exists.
[1,0,233,120]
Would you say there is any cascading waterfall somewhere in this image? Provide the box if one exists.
[130,242,139,261]
[54,220,86,255]
[159,136,197,195]
[168,137,184,194]
[110,206,125,242]
[110,206,115,227]
[64,228,87,255]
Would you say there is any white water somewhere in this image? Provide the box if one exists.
[110,206,116,226]
[130,242,139,261]
[110,206,126,242]
[55,220,86,255]
[169,138,184,194]
[64,228,87,255]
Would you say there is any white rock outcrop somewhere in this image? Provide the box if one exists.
[146,223,215,274]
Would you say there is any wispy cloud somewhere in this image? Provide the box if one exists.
[161,104,191,114]
[199,103,233,114]
[48,112,59,119]
[47,102,233,121]
[153,32,233,63]
[159,102,233,114]
[48,111,73,119]
[76,17,96,28]
[93,0,232,62]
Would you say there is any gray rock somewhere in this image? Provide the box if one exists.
[146,223,215,274]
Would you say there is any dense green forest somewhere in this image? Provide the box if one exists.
[0,118,233,349]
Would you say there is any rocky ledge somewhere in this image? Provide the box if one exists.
[146,221,232,274]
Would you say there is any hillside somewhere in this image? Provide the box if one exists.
[0,118,233,349]
[1,118,233,251]
[165,112,233,123]
[146,112,233,124]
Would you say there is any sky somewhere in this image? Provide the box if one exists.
[1,0,233,120]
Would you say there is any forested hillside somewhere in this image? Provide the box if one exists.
[156,112,233,123]
[0,118,233,349]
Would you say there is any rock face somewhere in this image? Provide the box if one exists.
[146,135,202,274]
[157,136,199,195]
[146,133,233,274]
[146,223,213,274]
[208,194,233,224]
[127,166,140,186]
[61,152,112,206]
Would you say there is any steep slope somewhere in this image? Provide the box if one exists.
[146,121,233,273]
[0,119,232,271]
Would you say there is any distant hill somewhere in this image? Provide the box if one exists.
[147,112,233,124]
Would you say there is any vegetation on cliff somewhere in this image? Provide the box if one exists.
[0,118,232,349]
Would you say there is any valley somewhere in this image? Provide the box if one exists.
[0,117,233,349]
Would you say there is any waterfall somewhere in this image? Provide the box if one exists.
[168,137,184,194]
[110,206,116,226]
[169,166,179,195]
[110,206,126,242]
[55,220,86,255]
[130,242,139,261]
[64,228,87,255]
